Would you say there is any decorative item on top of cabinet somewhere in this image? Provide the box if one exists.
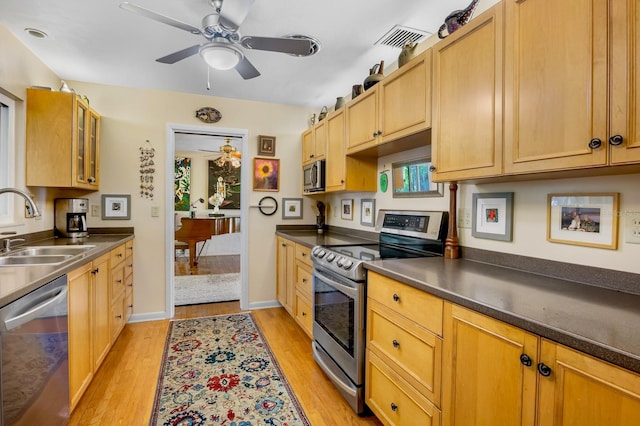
[398,41,418,67]
[26,88,101,189]
[139,140,155,199]
[363,60,385,90]
[335,96,346,110]
[352,84,364,99]
[437,0,479,39]
[318,106,328,121]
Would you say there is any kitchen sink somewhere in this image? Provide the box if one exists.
[9,245,96,257]
[0,255,73,266]
[0,245,96,266]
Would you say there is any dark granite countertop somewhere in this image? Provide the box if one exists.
[0,232,134,308]
[364,257,640,374]
[275,227,377,248]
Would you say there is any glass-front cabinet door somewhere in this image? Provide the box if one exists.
[88,110,100,186]
[75,100,87,185]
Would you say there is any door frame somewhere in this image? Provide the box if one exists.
[165,123,250,318]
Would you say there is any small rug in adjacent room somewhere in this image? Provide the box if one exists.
[150,313,310,425]
[174,273,240,306]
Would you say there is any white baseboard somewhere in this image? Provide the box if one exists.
[247,300,282,310]
[128,311,170,323]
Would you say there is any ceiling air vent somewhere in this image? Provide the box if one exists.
[375,25,431,48]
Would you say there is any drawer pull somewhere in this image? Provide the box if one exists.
[117,253,123,258]
[116,314,122,319]
[390,402,398,412]
[537,362,552,377]
[302,311,307,317]
[302,278,307,283]
[116,279,123,284]
[392,293,400,302]
[91,268,99,275]
[392,339,400,349]
[520,353,532,367]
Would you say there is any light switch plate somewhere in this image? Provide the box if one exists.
[458,208,472,229]
[624,211,640,244]
[151,206,160,217]
[91,204,100,217]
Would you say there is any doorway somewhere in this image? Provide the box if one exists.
[165,124,250,318]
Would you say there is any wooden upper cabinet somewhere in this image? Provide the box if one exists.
[26,89,101,189]
[379,49,432,143]
[326,108,377,192]
[346,86,379,154]
[302,120,326,165]
[431,4,504,182]
[503,0,609,174]
[610,0,640,165]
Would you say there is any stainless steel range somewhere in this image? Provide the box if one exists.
[311,210,448,414]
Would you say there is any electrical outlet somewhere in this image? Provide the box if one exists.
[151,206,160,217]
[91,204,100,217]
[458,208,472,228]
[624,211,640,244]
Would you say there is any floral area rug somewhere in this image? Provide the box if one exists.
[150,313,310,426]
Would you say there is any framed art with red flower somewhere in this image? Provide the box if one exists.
[253,158,280,191]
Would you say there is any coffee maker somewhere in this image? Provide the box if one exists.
[55,198,89,238]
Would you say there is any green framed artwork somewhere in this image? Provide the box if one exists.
[174,157,191,211]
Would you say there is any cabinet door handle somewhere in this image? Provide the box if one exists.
[428,165,436,173]
[310,154,315,158]
[588,138,602,149]
[302,278,307,283]
[609,135,624,146]
[88,177,96,183]
[390,403,398,412]
[302,311,307,317]
[372,131,377,138]
[392,339,400,349]
[537,362,552,377]
[116,279,123,284]
[377,130,382,136]
[117,253,123,258]
[392,293,400,302]
[520,353,532,367]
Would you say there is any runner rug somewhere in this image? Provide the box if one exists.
[150,313,310,426]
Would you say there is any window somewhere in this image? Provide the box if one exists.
[0,92,16,224]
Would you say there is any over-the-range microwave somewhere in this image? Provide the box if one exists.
[303,160,325,193]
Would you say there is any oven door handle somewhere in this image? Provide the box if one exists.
[312,342,357,397]
[314,270,358,298]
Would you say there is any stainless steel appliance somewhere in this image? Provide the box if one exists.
[55,198,89,238]
[0,275,69,425]
[311,210,448,414]
[303,160,325,193]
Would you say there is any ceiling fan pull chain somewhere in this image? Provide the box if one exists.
[207,66,211,91]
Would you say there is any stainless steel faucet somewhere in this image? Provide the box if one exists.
[0,187,41,218]
[1,238,25,253]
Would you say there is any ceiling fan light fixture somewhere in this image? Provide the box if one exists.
[200,41,242,70]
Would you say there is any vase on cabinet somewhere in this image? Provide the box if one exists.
[363,60,385,90]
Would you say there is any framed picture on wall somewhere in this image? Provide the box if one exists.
[282,198,303,219]
[341,199,353,220]
[547,193,619,249]
[253,158,280,191]
[258,135,276,156]
[102,194,131,220]
[360,199,376,227]
[472,192,514,241]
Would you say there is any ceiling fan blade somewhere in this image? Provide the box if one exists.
[240,36,312,55]
[119,2,202,35]
[156,44,201,64]
[218,0,256,32]
[235,56,260,80]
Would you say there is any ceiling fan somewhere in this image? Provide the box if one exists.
[200,139,242,168]
[119,0,315,79]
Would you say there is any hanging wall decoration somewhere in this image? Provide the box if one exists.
[139,140,156,199]
[174,157,191,211]
[195,106,222,123]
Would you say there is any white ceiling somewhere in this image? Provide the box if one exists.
[0,0,475,109]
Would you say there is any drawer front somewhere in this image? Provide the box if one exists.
[366,350,441,426]
[111,264,125,301]
[295,244,312,267]
[368,271,443,336]
[296,262,313,299]
[125,287,134,321]
[109,244,126,267]
[125,240,134,255]
[124,256,134,279]
[368,299,442,405]
[111,294,125,340]
[295,292,313,338]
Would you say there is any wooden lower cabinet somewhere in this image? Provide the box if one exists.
[365,271,443,425]
[276,237,314,337]
[442,302,640,426]
[67,241,134,412]
[68,252,110,411]
[442,302,538,426]
[537,339,640,426]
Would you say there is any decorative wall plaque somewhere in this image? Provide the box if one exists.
[195,107,222,123]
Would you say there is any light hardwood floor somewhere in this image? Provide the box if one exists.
[69,302,382,425]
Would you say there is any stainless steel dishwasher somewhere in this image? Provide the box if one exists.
[0,275,69,426]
